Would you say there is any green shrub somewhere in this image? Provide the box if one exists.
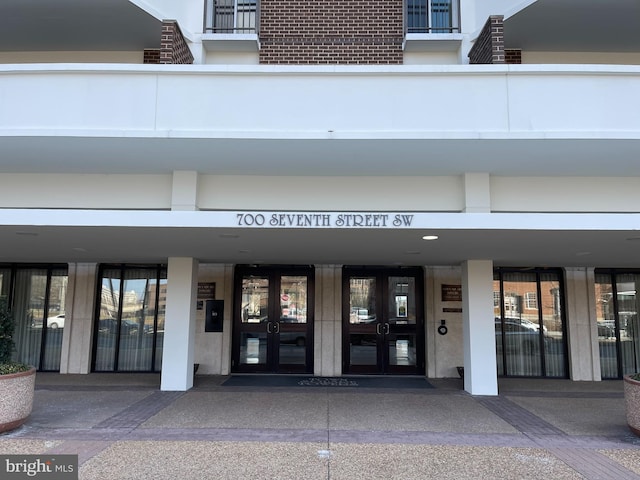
[0,362,30,375]
[0,297,15,365]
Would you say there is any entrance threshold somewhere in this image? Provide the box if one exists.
[221,375,434,389]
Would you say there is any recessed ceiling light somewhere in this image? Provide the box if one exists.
[422,235,439,241]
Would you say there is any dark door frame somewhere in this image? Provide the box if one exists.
[232,265,315,374]
[342,266,425,375]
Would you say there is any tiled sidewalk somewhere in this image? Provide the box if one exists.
[1,374,639,479]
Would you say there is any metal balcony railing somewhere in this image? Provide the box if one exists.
[405,0,461,34]
[204,0,458,36]
[204,0,259,34]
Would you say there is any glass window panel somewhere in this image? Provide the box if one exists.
[117,271,156,371]
[0,268,11,298]
[41,270,68,371]
[349,277,376,324]
[493,277,504,376]
[388,277,416,325]
[242,277,269,323]
[407,0,427,33]
[279,333,306,365]
[500,272,542,376]
[213,0,235,32]
[94,266,165,372]
[431,0,453,32]
[388,334,416,366]
[240,333,267,365]
[595,272,618,378]
[280,276,307,323]
[617,274,640,375]
[495,270,568,378]
[349,334,377,365]
[12,269,46,368]
[154,277,167,372]
[94,270,121,371]
[540,273,565,377]
[236,0,256,32]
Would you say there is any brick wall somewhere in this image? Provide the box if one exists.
[505,49,522,64]
[468,15,504,64]
[143,49,161,64]
[160,20,194,64]
[259,0,404,64]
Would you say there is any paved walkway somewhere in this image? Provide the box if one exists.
[1,374,639,479]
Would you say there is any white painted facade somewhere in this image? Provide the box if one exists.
[1,1,640,394]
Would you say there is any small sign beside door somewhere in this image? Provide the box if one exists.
[441,284,462,302]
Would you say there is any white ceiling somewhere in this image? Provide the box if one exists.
[1,137,640,177]
[1,0,639,53]
[0,220,640,268]
[2,221,640,268]
[503,0,640,52]
[0,0,161,52]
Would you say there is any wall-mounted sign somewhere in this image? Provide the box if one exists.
[441,284,462,302]
[197,282,215,310]
[443,307,463,313]
[235,212,415,228]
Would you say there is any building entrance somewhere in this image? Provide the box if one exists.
[232,265,314,373]
[342,267,425,375]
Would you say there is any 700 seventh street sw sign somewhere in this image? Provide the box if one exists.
[235,212,415,228]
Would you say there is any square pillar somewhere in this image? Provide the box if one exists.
[565,267,600,381]
[314,265,342,377]
[161,257,198,391]
[462,260,498,395]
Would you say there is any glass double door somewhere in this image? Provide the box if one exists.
[232,266,313,373]
[343,267,425,375]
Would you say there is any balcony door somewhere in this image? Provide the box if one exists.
[343,267,425,375]
[232,266,314,373]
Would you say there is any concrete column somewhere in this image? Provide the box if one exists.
[426,266,464,379]
[462,260,498,395]
[565,267,600,381]
[171,171,199,211]
[463,173,491,213]
[161,257,198,391]
[59,263,98,374]
[315,265,342,377]
[220,264,234,375]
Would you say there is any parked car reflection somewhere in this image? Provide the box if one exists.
[98,318,151,335]
[47,313,65,329]
[495,318,547,354]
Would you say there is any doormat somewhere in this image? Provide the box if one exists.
[222,375,433,389]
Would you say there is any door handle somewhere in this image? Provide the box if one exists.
[267,322,272,334]
[384,323,390,335]
[274,322,280,334]
[376,323,382,335]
